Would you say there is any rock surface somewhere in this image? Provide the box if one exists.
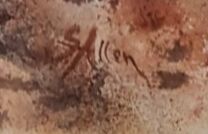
[1,0,208,134]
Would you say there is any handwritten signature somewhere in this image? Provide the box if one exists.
[58,24,151,87]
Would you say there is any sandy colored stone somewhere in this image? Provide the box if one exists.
[1,0,208,134]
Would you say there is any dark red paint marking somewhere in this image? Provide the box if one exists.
[62,27,97,79]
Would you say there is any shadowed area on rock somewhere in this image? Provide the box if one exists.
[157,71,189,89]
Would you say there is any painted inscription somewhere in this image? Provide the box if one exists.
[58,24,151,87]
[57,25,97,79]
[98,40,151,87]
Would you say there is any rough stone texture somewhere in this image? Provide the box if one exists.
[1,0,208,134]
